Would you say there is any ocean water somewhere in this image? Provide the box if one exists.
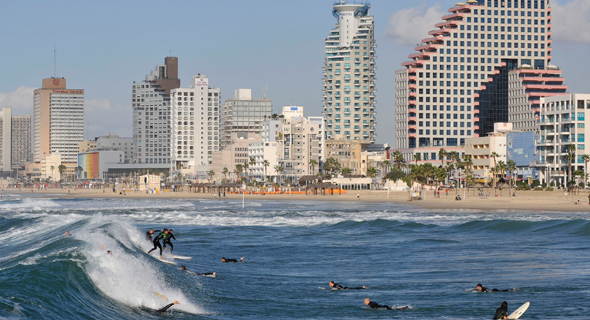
[1,194,589,319]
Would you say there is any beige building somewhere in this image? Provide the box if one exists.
[0,108,31,171]
[40,153,62,181]
[220,89,272,149]
[275,106,325,180]
[79,140,97,153]
[465,124,512,180]
[325,139,362,174]
[211,133,262,182]
[33,78,84,177]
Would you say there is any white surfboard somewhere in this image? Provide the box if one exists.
[146,251,177,265]
[508,302,530,319]
[171,254,192,260]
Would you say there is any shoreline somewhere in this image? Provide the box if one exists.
[4,188,590,213]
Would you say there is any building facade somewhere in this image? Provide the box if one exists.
[33,77,84,173]
[506,131,539,181]
[11,115,31,169]
[220,89,272,149]
[170,75,221,173]
[325,138,362,173]
[132,57,180,166]
[210,133,262,182]
[322,1,377,146]
[396,0,554,163]
[0,107,12,171]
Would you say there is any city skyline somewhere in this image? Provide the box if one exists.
[0,0,589,146]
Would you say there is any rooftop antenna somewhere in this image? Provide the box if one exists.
[53,47,56,78]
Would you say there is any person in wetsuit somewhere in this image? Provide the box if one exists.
[180,265,216,277]
[163,229,176,253]
[476,283,516,293]
[147,229,168,259]
[221,257,244,263]
[156,300,179,313]
[493,301,509,319]
[364,298,408,310]
[145,229,159,241]
[329,281,366,290]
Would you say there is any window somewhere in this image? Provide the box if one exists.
[578,134,585,142]
[578,113,585,121]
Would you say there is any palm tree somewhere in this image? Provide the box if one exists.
[274,165,284,185]
[249,157,256,178]
[413,153,421,165]
[438,148,447,168]
[341,167,353,176]
[383,160,391,174]
[77,166,83,180]
[490,152,499,187]
[323,157,341,176]
[582,154,590,188]
[208,170,215,183]
[565,144,576,186]
[263,160,270,181]
[309,159,318,175]
[58,164,67,181]
[367,166,378,178]
[507,160,517,187]
[234,164,243,181]
[243,162,250,182]
[222,167,228,181]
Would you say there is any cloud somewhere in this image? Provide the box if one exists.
[552,0,590,43]
[0,86,35,115]
[384,3,446,46]
[85,99,112,112]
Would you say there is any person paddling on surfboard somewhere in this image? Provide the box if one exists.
[329,281,366,290]
[493,301,509,319]
[147,229,168,260]
[221,257,244,263]
[476,283,516,293]
[163,229,177,253]
[364,298,408,310]
[180,265,216,277]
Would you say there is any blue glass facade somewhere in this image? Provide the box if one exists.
[506,131,540,180]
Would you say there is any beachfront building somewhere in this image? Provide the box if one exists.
[78,140,97,153]
[506,131,539,182]
[131,57,180,167]
[210,133,262,182]
[170,75,221,175]
[534,93,590,186]
[396,0,556,164]
[360,143,390,178]
[325,138,362,174]
[275,106,325,181]
[220,89,272,150]
[465,123,511,181]
[0,108,31,171]
[322,1,377,147]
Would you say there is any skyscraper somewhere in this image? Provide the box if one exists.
[0,107,12,171]
[219,89,272,149]
[322,1,377,147]
[170,74,221,172]
[395,0,562,163]
[132,57,180,166]
[33,78,84,165]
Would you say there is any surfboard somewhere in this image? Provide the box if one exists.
[145,251,177,265]
[171,254,192,260]
[508,302,530,319]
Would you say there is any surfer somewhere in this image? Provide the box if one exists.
[476,283,516,293]
[221,257,244,263]
[180,265,216,277]
[145,229,159,241]
[64,231,71,236]
[329,281,366,290]
[163,229,176,253]
[155,300,179,313]
[493,301,509,319]
[147,229,169,259]
[364,298,408,310]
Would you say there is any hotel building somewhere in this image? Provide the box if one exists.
[322,1,377,147]
[395,0,562,163]
[131,57,180,166]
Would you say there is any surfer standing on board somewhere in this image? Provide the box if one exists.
[163,229,176,253]
[329,281,366,290]
[493,301,509,319]
[147,229,168,260]
[145,229,159,241]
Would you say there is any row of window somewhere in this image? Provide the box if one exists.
[416,129,473,136]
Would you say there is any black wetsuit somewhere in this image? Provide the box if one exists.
[145,230,159,241]
[493,302,508,319]
[156,303,176,313]
[368,301,407,310]
[222,258,240,263]
[331,283,365,290]
[163,233,176,253]
[147,231,167,256]
[184,270,215,277]
[480,286,513,293]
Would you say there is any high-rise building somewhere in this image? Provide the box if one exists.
[0,107,12,171]
[220,89,272,149]
[131,57,180,166]
[322,1,377,147]
[11,115,31,168]
[33,78,84,166]
[396,0,557,163]
[170,74,221,172]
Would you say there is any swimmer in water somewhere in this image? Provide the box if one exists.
[179,265,215,277]
[221,257,244,263]
[329,281,366,290]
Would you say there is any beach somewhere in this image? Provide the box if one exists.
[6,186,590,213]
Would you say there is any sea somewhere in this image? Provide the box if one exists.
[0,193,589,319]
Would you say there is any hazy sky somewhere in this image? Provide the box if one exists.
[1,0,589,145]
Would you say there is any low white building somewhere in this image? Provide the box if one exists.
[465,123,511,180]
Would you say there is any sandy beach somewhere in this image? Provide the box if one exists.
[5,186,590,213]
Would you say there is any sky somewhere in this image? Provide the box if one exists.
[1,0,589,145]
